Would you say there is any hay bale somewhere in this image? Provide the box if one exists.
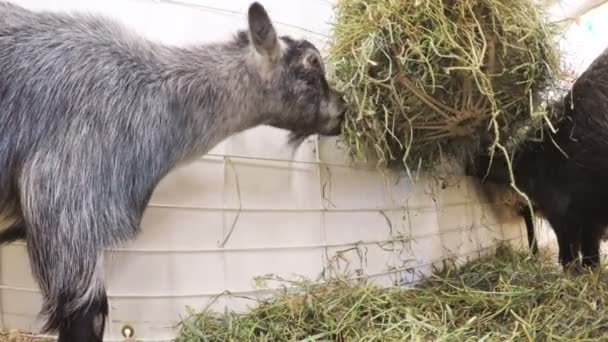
[329,0,563,173]
[176,246,608,341]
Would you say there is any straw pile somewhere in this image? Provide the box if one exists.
[176,246,608,341]
[329,0,563,173]
[0,330,51,342]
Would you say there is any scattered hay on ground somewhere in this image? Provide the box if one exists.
[176,246,608,341]
[329,0,564,174]
[0,330,52,342]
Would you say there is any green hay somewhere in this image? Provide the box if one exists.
[176,246,608,341]
[328,0,564,173]
[0,331,52,342]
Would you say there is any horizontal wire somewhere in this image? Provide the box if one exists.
[146,203,435,212]
[108,224,495,254]
[173,143,380,172]
[145,199,499,212]
[150,0,332,38]
[0,237,526,299]
[198,150,377,170]
[4,223,503,254]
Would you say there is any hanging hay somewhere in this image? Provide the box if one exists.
[329,0,563,173]
[176,246,608,341]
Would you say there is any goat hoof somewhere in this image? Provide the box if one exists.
[563,262,584,275]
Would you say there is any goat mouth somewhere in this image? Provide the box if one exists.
[286,130,333,149]
[323,124,343,137]
[287,131,311,148]
[287,119,344,146]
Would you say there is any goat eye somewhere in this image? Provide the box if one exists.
[308,55,320,69]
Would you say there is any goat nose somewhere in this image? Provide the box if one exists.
[338,100,347,116]
[337,108,346,122]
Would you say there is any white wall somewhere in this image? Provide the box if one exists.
[0,1,535,341]
[551,0,608,77]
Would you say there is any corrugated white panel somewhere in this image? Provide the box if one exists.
[0,0,553,341]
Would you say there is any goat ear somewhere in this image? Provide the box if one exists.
[248,2,280,62]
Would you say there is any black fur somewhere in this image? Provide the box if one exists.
[469,48,608,270]
[56,292,108,342]
[518,204,539,255]
[0,222,26,244]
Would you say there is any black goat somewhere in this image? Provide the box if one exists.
[469,48,608,270]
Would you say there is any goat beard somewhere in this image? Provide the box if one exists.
[286,131,312,159]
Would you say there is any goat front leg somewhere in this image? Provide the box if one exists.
[581,223,604,269]
[519,204,538,255]
[26,225,108,342]
[549,217,581,271]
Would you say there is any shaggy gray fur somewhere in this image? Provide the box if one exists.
[0,1,345,340]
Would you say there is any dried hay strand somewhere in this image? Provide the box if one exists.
[176,246,608,341]
[329,0,563,174]
[0,330,53,342]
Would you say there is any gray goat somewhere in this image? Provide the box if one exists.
[0,1,346,341]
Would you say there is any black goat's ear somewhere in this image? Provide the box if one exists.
[247,2,281,62]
